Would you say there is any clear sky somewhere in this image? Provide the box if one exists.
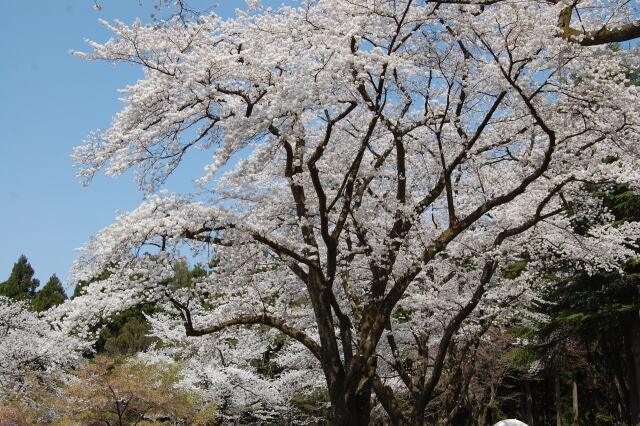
[0,1,287,290]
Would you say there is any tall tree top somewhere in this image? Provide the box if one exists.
[0,255,39,301]
[32,274,67,312]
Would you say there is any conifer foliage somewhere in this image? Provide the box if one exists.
[31,274,67,312]
[0,255,39,301]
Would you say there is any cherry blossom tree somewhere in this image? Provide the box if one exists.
[61,0,640,423]
[0,297,85,405]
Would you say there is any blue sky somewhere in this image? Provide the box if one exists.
[0,1,287,289]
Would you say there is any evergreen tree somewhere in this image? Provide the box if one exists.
[96,305,158,356]
[31,274,67,312]
[531,182,640,424]
[0,255,39,301]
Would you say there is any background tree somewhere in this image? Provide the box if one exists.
[444,179,640,425]
[0,373,64,426]
[56,355,212,425]
[97,306,158,355]
[31,274,67,312]
[0,296,85,398]
[0,255,39,302]
[530,180,640,425]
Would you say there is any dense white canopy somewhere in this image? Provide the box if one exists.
[49,0,640,423]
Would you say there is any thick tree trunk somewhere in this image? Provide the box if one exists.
[625,316,640,424]
[572,378,579,425]
[523,380,535,426]
[613,373,627,421]
[555,373,562,426]
[480,383,496,425]
[331,386,373,426]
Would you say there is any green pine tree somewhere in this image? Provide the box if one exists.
[102,316,157,355]
[0,255,40,301]
[31,274,67,312]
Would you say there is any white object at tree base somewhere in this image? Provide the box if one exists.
[494,420,529,426]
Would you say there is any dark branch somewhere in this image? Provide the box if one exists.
[169,297,322,361]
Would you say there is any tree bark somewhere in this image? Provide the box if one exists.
[331,385,373,426]
[613,373,627,421]
[555,373,562,426]
[524,380,535,426]
[625,316,640,425]
[572,378,579,425]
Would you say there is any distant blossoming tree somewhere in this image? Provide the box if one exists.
[0,296,84,395]
[60,0,640,423]
[57,355,210,425]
